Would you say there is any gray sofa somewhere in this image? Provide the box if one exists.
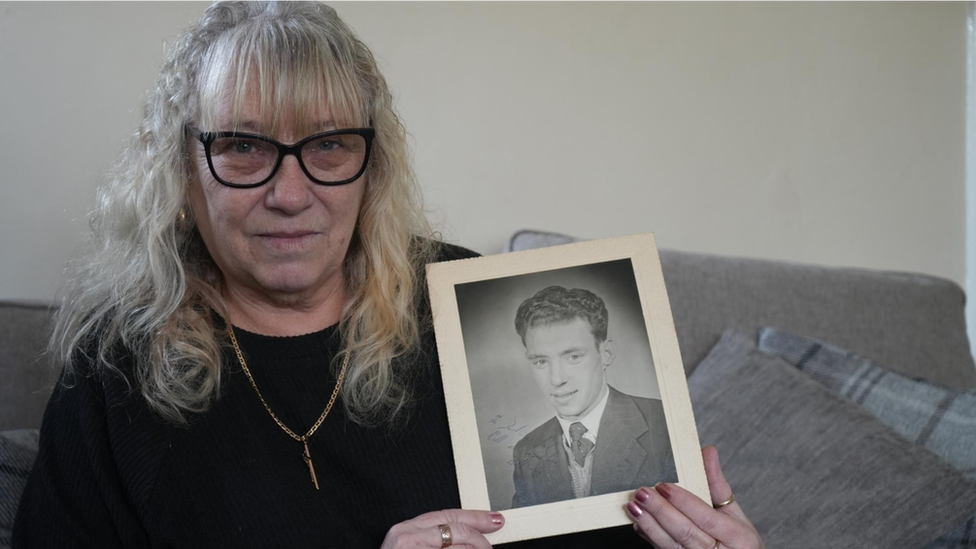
[3,245,976,547]
[1,301,59,432]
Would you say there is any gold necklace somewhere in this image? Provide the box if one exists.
[228,328,350,491]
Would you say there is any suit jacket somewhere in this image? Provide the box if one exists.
[510,385,677,508]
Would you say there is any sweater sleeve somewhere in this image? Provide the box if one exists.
[12,361,151,548]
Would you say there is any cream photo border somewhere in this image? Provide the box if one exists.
[426,233,709,545]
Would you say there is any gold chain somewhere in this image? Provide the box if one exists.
[228,328,349,443]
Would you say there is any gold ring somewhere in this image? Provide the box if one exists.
[439,524,453,548]
[714,492,735,509]
[712,541,721,549]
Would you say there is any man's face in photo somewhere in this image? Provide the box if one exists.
[523,317,614,420]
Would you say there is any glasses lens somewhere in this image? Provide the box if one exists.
[209,136,279,185]
[301,133,367,183]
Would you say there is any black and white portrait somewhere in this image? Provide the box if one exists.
[455,259,678,511]
[427,234,707,544]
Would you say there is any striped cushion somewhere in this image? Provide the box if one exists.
[758,328,976,549]
[0,429,38,549]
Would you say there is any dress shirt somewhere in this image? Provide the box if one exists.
[556,384,610,447]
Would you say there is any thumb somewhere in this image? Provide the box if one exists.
[703,446,748,522]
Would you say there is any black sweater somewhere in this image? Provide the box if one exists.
[13,247,645,548]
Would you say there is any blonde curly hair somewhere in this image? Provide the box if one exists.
[52,1,436,426]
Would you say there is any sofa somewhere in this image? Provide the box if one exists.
[3,233,976,547]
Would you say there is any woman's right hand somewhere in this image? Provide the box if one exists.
[381,509,505,549]
[628,446,764,549]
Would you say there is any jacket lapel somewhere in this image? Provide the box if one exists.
[530,419,574,503]
[590,386,649,496]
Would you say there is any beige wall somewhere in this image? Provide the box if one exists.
[0,2,966,301]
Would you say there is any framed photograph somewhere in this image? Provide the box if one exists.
[426,233,709,544]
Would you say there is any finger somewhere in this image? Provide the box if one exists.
[651,481,744,546]
[421,522,492,549]
[628,501,679,548]
[703,446,748,523]
[633,487,716,549]
[410,509,505,534]
[632,522,654,546]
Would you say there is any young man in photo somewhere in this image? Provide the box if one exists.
[511,286,678,508]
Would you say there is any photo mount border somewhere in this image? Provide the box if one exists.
[426,233,708,545]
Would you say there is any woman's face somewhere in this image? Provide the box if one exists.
[188,92,366,305]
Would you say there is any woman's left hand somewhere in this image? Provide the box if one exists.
[627,446,764,549]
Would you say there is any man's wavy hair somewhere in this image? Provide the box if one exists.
[514,286,609,346]
[51,1,436,426]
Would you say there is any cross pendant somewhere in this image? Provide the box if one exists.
[302,440,320,490]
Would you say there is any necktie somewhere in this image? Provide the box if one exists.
[569,422,595,467]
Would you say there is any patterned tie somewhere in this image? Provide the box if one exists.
[569,422,595,467]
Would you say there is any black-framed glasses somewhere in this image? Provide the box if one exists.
[187,125,375,188]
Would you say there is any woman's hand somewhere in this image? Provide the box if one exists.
[628,446,764,549]
[380,509,504,549]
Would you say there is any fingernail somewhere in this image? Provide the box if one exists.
[656,482,673,499]
[627,501,644,518]
[490,513,504,526]
[635,488,650,503]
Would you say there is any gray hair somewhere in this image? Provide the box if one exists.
[52,1,435,426]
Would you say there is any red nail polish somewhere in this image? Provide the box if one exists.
[627,501,643,518]
[656,482,673,499]
[490,513,504,526]
[635,488,650,503]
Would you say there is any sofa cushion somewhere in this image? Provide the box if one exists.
[687,331,976,549]
[666,251,976,390]
[0,301,59,431]
[0,429,39,549]
[758,327,976,548]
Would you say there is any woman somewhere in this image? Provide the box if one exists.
[13,3,764,548]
